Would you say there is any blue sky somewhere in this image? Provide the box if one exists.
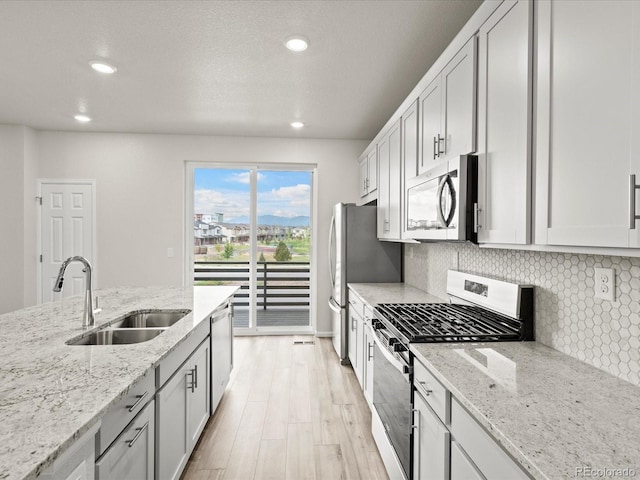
[194,168,312,221]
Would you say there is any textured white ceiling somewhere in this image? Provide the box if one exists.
[0,0,482,140]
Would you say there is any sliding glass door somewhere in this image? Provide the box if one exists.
[189,164,313,333]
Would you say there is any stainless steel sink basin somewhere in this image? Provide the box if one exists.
[108,310,190,329]
[67,328,165,346]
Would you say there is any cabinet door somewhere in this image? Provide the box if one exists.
[377,130,390,238]
[442,38,477,161]
[450,441,484,480]
[97,400,154,480]
[348,305,359,374]
[535,0,636,247]
[477,0,532,244]
[413,389,450,480]
[402,100,419,182]
[363,323,374,407]
[157,364,190,480]
[367,148,378,193]
[388,119,402,239]
[418,76,443,173]
[188,340,211,446]
[355,306,364,386]
[359,155,369,197]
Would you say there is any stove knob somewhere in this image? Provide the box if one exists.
[372,320,384,330]
[403,365,413,375]
[393,343,406,353]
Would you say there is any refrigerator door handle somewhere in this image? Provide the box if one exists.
[328,214,336,290]
[328,297,342,314]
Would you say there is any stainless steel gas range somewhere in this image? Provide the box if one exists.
[370,270,534,480]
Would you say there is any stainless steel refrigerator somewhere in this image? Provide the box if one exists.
[328,203,402,364]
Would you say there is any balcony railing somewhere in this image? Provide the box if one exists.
[194,261,310,310]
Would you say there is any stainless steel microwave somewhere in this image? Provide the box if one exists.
[404,155,478,242]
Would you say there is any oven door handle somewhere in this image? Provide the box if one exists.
[372,332,409,379]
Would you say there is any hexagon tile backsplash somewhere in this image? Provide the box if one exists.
[404,243,640,387]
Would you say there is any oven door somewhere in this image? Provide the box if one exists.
[372,331,411,480]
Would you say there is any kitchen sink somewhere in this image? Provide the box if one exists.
[66,328,165,346]
[108,309,190,329]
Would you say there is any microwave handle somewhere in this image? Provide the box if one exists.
[436,174,456,227]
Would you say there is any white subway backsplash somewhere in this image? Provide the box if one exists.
[404,243,640,386]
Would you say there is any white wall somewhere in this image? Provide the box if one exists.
[36,131,365,334]
[0,125,37,314]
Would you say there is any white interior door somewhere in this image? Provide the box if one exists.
[39,181,95,303]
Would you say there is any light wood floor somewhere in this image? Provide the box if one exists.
[181,336,389,480]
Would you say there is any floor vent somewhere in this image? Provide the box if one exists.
[293,340,315,345]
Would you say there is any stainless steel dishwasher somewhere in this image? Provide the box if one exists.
[210,300,233,414]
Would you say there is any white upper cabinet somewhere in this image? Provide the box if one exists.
[418,76,443,173]
[418,38,477,174]
[359,147,378,200]
[377,118,402,240]
[477,0,533,244]
[536,0,640,248]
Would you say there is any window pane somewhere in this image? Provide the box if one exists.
[256,170,312,328]
[193,168,251,328]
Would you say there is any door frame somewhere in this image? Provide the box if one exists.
[184,161,318,336]
[36,179,97,305]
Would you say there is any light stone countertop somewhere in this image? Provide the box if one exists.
[348,283,640,479]
[348,282,446,306]
[411,342,640,480]
[0,285,239,480]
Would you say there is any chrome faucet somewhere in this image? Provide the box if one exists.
[53,256,97,328]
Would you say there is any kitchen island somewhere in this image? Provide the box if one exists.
[0,285,238,480]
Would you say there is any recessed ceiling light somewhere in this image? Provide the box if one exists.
[74,114,92,123]
[90,61,117,74]
[291,121,305,129]
[285,36,309,52]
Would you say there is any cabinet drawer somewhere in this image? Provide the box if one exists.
[96,399,155,480]
[96,370,154,456]
[451,398,530,480]
[156,320,209,387]
[413,358,450,424]
[348,290,365,318]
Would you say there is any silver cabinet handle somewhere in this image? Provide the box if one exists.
[351,317,356,331]
[187,369,196,393]
[418,381,433,396]
[126,391,148,413]
[433,136,438,160]
[368,342,374,361]
[127,421,149,448]
[630,174,640,228]
[437,134,445,156]
[194,364,198,390]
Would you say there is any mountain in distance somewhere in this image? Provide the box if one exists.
[227,215,309,227]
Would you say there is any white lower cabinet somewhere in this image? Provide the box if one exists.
[413,389,450,480]
[362,321,374,407]
[450,441,483,480]
[450,398,530,480]
[96,400,155,480]
[41,422,100,480]
[413,358,530,480]
[157,338,211,480]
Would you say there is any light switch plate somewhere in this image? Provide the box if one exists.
[594,267,615,301]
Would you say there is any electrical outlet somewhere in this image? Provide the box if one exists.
[594,267,615,301]
[167,247,174,258]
